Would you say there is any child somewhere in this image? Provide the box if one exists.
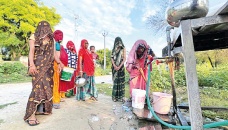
[90,46,99,66]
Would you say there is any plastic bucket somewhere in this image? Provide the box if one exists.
[60,67,75,81]
[132,89,146,109]
[152,92,173,114]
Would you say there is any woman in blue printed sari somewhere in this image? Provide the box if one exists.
[65,41,77,97]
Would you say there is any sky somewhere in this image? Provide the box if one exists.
[40,0,227,57]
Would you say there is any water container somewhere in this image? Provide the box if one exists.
[132,89,146,109]
[152,92,173,114]
[60,67,75,81]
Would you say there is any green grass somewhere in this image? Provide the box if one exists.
[96,83,130,98]
[0,102,18,109]
[0,119,4,125]
[0,74,31,84]
[164,87,228,120]
[0,61,31,84]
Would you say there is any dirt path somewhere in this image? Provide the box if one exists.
[0,76,138,130]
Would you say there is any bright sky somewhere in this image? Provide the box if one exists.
[40,0,227,57]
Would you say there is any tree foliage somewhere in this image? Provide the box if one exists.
[195,49,228,67]
[0,0,61,59]
[146,0,169,35]
[96,48,112,69]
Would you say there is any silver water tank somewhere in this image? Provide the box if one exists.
[166,0,209,27]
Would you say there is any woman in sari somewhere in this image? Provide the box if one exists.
[53,30,64,109]
[126,39,154,98]
[59,45,69,101]
[65,40,77,97]
[76,39,98,101]
[111,37,126,102]
[25,21,56,126]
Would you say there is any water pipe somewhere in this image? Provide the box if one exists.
[145,65,228,129]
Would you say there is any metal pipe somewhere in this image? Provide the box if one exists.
[166,26,174,57]
[166,0,209,27]
[154,57,173,60]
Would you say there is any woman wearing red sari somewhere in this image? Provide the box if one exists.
[59,45,69,100]
[76,39,98,101]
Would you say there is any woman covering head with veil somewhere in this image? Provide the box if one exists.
[111,37,126,102]
[24,21,56,126]
[126,39,154,99]
[76,39,98,101]
[65,40,77,97]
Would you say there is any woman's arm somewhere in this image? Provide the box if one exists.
[28,39,38,75]
[54,50,60,63]
[111,58,117,68]
[116,48,126,70]
[54,50,64,71]
[54,42,64,71]
[79,56,83,77]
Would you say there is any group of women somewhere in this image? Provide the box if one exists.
[24,21,97,126]
[111,37,155,102]
[24,20,155,126]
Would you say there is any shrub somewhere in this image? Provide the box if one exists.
[150,63,171,90]
[197,63,228,89]
[0,61,30,83]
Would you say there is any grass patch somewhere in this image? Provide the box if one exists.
[0,75,31,84]
[0,61,31,84]
[164,87,228,120]
[96,83,112,96]
[0,102,18,109]
[96,83,130,98]
[0,119,4,125]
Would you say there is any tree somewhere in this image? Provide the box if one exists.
[146,0,169,36]
[195,49,228,67]
[96,48,112,69]
[0,0,61,60]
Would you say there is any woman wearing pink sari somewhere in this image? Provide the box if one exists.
[126,40,154,98]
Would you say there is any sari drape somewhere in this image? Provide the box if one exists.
[59,45,69,93]
[76,39,97,100]
[126,39,149,97]
[24,32,54,120]
[111,37,125,101]
[65,41,77,95]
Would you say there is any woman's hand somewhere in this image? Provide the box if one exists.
[116,66,122,71]
[58,64,62,73]
[59,62,64,69]
[113,65,118,71]
[79,71,83,77]
[29,65,38,75]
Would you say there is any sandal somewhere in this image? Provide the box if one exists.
[90,97,98,101]
[113,98,117,102]
[43,112,51,115]
[26,119,40,126]
[127,97,132,102]
[35,112,44,115]
[53,105,60,109]
[35,112,50,115]
[119,99,125,103]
